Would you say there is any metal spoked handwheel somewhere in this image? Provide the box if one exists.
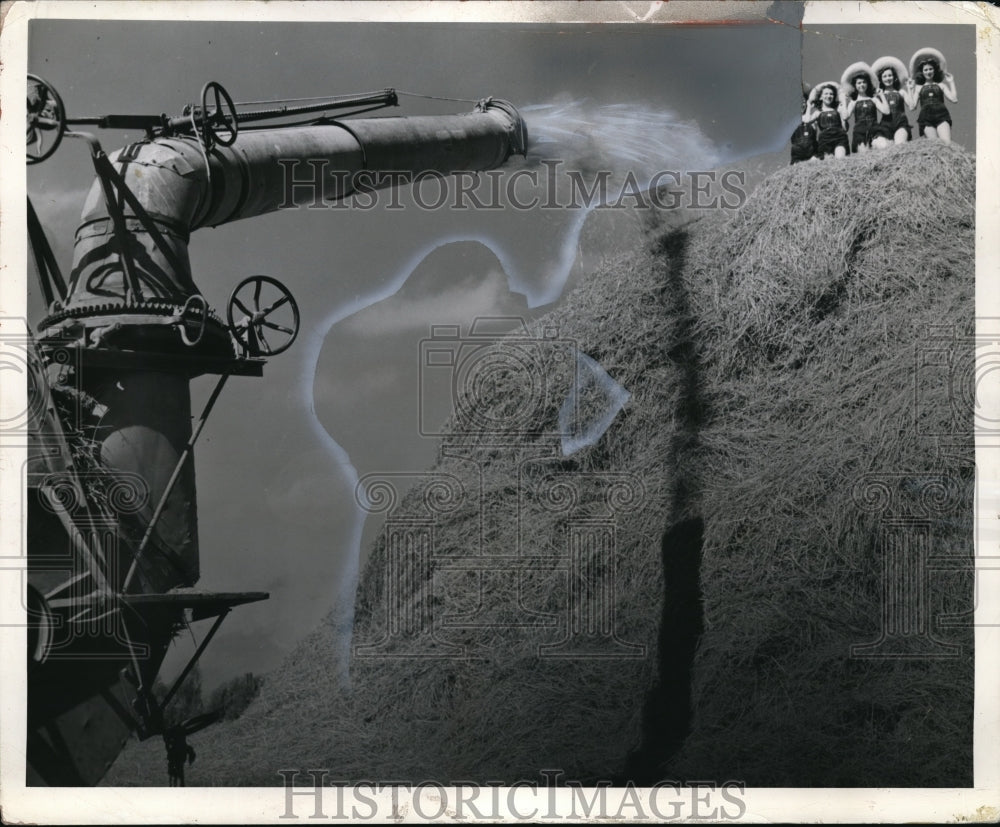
[26,74,66,164]
[199,81,239,148]
[227,276,300,356]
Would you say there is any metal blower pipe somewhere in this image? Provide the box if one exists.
[67,100,527,306]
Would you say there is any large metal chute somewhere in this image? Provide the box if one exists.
[63,98,526,309]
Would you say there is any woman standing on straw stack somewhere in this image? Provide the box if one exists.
[871,56,914,147]
[803,82,849,159]
[909,47,958,142]
[841,62,879,153]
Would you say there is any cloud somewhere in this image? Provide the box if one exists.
[340,269,525,338]
[313,363,404,412]
[28,186,89,239]
[265,450,359,522]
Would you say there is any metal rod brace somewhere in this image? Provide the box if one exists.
[26,196,68,306]
[122,373,230,592]
[161,609,230,710]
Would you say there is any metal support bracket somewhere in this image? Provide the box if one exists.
[122,372,231,593]
[161,610,229,710]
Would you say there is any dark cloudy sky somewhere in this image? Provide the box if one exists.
[24,10,977,689]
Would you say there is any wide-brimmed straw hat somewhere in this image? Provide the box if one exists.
[910,47,947,79]
[871,55,909,85]
[808,81,842,105]
[841,61,877,93]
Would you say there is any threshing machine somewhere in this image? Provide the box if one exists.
[22,74,526,784]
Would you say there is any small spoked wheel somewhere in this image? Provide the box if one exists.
[199,81,239,148]
[26,74,66,164]
[227,276,300,356]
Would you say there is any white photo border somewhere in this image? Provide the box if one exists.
[1,1,998,822]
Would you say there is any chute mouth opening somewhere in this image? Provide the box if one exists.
[481,98,529,157]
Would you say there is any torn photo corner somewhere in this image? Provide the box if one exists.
[1,0,999,823]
